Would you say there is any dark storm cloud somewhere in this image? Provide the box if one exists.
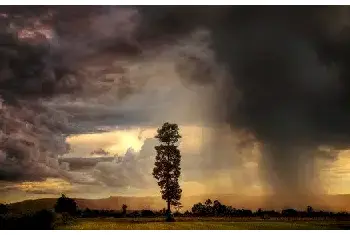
[0,100,70,181]
[80,6,350,195]
[3,5,350,198]
[142,6,350,195]
[0,6,144,183]
[206,7,350,195]
[0,5,186,185]
[44,101,153,134]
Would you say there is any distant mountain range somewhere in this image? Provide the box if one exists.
[7,194,350,214]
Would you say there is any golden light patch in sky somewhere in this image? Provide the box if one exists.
[137,125,205,153]
[322,150,350,194]
[66,129,147,156]
[65,125,206,157]
[15,178,72,194]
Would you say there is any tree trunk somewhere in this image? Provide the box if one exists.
[167,200,171,213]
[165,199,174,222]
[166,141,171,214]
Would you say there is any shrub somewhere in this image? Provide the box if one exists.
[141,210,155,217]
[0,209,55,230]
[0,204,8,215]
[127,211,141,218]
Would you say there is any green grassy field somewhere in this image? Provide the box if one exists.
[56,217,350,230]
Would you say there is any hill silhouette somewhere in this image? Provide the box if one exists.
[6,194,350,214]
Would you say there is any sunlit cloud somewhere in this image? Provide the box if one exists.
[15,178,72,194]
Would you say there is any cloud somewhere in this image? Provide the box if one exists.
[0,6,216,187]
[58,157,115,171]
[0,6,145,183]
[90,139,156,189]
[200,7,350,196]
[3,6,350,204]
[13,178,72,195]
[90,148,111,156]
[0,150,6,163]
[0,101,70,182]
[137,6,350,198]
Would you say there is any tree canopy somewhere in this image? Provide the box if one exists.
[54,194,77,215]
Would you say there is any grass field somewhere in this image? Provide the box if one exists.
[56,217,350,230]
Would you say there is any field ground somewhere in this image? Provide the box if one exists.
[56,217,350,230]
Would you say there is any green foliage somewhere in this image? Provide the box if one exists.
[191,202,207,215]
[154,122,181,144]
[191,199,253,217]
[205,199,212,206]
[54,194,77,215]
[153,122,182,213]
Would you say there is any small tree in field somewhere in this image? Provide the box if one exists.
[153,122,182,219]
[54,194,77,215]
[122,204,127,216]
[307,205,314,215]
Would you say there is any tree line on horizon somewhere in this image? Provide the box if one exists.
[2,194,349,217]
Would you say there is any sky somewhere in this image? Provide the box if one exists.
[2,6,350,206]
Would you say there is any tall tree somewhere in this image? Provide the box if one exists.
[153,122,182,215]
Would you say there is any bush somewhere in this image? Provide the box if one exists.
[165,212,175,222]
[282,208,299,217]
[183,210,192,217]
[34,210,55,228]
[173,211,182,217]
[141,210,155,217]
[128,211,141,218]
[0,209,55,230]
[0,204,8,215]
